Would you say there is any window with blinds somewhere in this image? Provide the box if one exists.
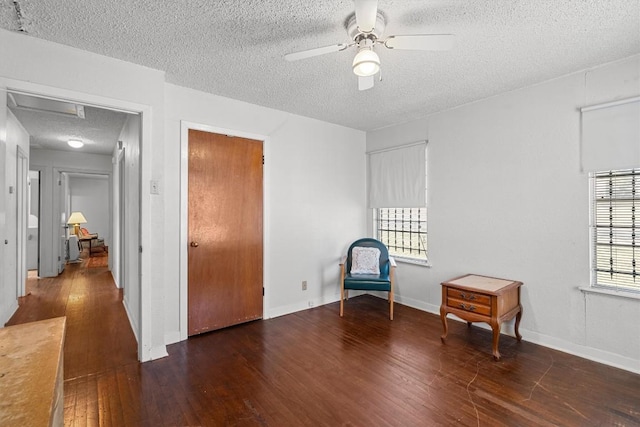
[375,208,428,262]
[591,169,639,291]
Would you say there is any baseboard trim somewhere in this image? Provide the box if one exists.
[164,331,181,345]
[122,299,139,343]
[266,294,343,319]
[384,293,640,374]
[0,301,19,327]
[148,345,169,361]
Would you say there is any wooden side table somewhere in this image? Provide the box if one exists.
[440,274,523,360]
[78,233,100,257]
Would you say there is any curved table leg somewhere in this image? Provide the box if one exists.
[491,320,501,360]
[440,306,448,343]
[515,306,523,342]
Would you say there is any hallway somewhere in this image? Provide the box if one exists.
[6,250,139,424]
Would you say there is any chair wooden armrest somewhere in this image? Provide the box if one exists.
[339,255,347,266]
[389,256,397,268]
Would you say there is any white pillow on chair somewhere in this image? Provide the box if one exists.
[351,247,381,275]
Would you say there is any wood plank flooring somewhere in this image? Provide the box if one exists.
[5,255,640,426]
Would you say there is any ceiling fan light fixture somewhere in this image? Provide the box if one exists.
[67,139,84,148]
[352,48,380,77]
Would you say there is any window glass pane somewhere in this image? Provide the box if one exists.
[592,169,638,291]
[376,207,427,261]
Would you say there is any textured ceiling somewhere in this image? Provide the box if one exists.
[1,0,639,131]
[9,99,129,155]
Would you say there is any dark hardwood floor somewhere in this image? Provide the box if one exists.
[6,255,640,426]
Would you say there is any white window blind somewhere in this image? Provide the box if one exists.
[368,142,426,208]
[581,97,640,173]
[592,169,639,291]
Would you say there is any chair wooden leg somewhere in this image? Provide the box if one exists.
[389,290,394,320]
[340,286,344,317]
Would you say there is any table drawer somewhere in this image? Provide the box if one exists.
[447,288,491,306]
[447,297,491,316]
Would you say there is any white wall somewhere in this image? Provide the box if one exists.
[7,110,30,295]
[0,28,366,362]
[0,107,30,324]
[367,55,640,373]
[0,28,359,360]
[116,115,141,341]
[164,84,367,343]
[69,176,110,244]
[0,28,166,361]
[0,91,7,324]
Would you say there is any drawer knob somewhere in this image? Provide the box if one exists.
[459,303,476,311]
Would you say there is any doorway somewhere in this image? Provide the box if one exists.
[186,129,264,336]
[60,171,110,261]
[5,88,145,359]
[27,169,40,276]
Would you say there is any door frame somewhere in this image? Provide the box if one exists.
[117,146,126,291]
[178,121,270,342]
[16,146,28,297]
[55,170,68,275]
[53,169,111,266]
[0,77,153,362]
[28,167,43,277]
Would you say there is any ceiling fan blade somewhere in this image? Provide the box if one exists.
[384,34,455,51]
[354,0,378,32]
[285,43,348,62]
[358,75,374,91]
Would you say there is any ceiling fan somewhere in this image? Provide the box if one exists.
[284,0,455,91]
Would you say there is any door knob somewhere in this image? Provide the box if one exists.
[190,242,199,247]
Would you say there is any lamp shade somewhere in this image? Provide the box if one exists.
[352,48,380,77]
[67,211,87,235]
[67,212,87,225]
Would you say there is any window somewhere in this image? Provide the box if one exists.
[591,169,639,291]
[368,141,427,263]
[375,208,427,262]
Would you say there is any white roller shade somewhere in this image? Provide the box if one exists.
[581,97,640,173]
[368,142,426,208]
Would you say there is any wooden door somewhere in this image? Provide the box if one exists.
[188,129,263,336]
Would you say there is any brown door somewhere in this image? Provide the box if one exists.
[188,129,263,336]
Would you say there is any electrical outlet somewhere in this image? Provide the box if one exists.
[302,280,308,291]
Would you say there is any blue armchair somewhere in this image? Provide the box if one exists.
[339,238,397,320]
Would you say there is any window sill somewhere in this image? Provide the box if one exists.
[393,257,432,268]
[579,286,640,300]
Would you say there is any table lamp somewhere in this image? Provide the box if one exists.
[67,212,87,235]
